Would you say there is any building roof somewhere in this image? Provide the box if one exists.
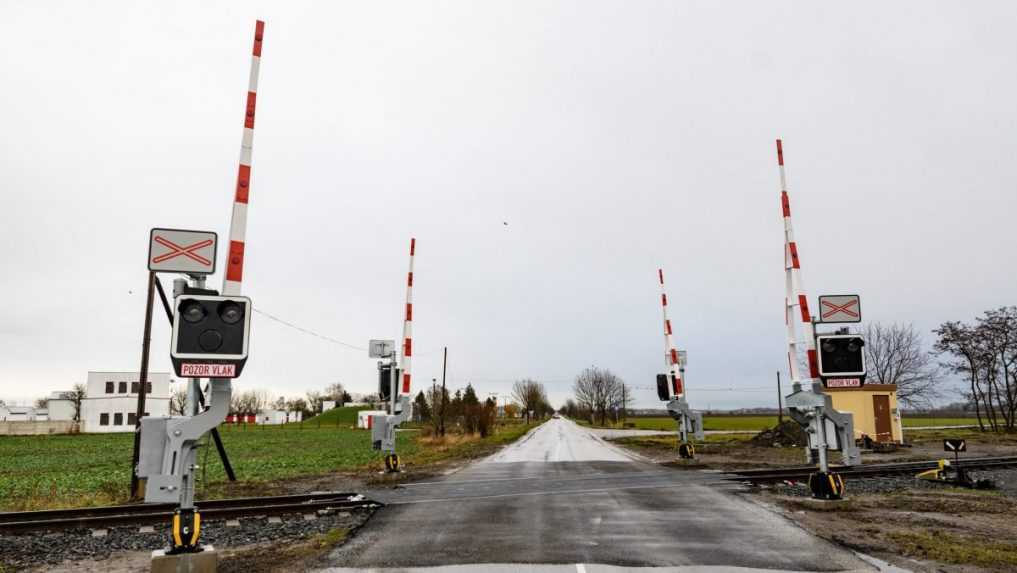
[6,406,35,414]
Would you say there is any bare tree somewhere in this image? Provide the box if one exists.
[33,396,48,409]
[573,367,625,426]
[231,389,270,416]
[70,383,87,422]
[305,390,324,415]
[512,379,548,423]
[170,387,188,416]
[864,322,943,407]
[323,383,345,403]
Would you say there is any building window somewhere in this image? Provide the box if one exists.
[99,413,110,426]
[118,382,127,394]
[131,382,139,394]
[128,413,137,425]
[114,413,124,425]
[105,382,115,394]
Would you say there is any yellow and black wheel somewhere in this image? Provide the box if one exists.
[169,508,202,554]
[808,471,844,500]
[384,453,401,472]
[678,442,695,459]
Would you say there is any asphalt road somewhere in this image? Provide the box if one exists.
[318,419,876,572]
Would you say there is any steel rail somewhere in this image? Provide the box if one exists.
[725,456,1017,484]
[0,492,380,533]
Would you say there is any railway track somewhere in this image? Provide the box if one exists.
[725,455,1017,484]
[0,491,381,534]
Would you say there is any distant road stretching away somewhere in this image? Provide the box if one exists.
[318,418,875,572]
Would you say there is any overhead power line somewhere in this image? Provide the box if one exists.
[252,308,367,351]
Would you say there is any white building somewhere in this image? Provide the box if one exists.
[80,371,172,433]
[0,405,39,421]
[46,391,77,422]
[255,409,303,425]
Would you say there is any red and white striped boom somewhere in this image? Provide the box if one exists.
[658,269,684,397]
[400,238,415,395]
[222,20,264,296]
[777,139,819,386]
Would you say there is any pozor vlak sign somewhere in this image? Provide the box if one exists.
[170,295,252,378]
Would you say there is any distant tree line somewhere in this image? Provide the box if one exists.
[413,383,499,437]
[171,382,353,418]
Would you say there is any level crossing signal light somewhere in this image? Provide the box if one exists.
[170,295,251,378]
[378,362,401,402]
[655,374,670,401]
[816,334,866,380]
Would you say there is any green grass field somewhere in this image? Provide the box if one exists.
[901,417,978,428]
[589,416,778,432]
[0,413,537,511]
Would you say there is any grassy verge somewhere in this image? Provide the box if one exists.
[0,418,539,511]
[887,531,1017,568]
[901,417,981,427]
[769,490,1017,572]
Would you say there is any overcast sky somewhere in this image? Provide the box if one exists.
[2,1,1015,410]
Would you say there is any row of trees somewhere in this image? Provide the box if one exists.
[170,382,352,417]
[409,379,554,437]
[934,307,1017,432]
[414,384,500,436]
[860,314,1016,433]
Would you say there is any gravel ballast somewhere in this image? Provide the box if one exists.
[0,507,375,571]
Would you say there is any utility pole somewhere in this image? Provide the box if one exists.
[439,346,448,437]
[776,371,784,424]
[130,271,156,500]
[621,385,626,422]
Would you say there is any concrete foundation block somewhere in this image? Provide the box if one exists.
[151,546,218,573]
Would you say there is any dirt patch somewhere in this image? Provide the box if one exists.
[611,426,1017,471]
[218,526,356,573]
[761,490,1017,572]
[612,434,807,470]
[751,420,808,448]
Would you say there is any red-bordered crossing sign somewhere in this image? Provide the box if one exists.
[818,294,861,323]
[148,228,218,274]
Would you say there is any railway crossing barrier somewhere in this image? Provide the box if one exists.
[776,139,861,499]
[655,269,702,458]
[133,21,265,561]
[369,238,417,472]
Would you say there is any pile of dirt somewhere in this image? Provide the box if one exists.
[751,420,807,447]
